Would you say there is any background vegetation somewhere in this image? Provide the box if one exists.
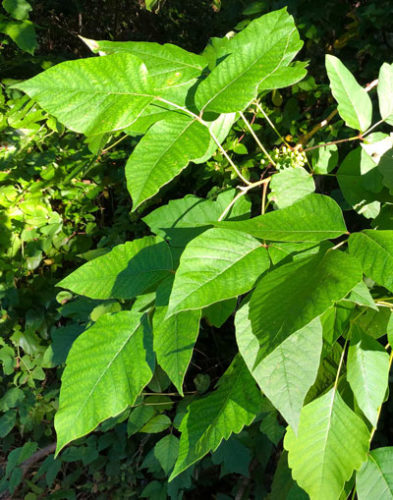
[2,0,393,498]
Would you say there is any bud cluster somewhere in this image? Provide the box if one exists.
[260,145,307,170]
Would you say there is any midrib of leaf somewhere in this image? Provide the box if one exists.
[128,48,204,71]
[171,243,264,312]
[369,455,391,496]
[136,117,198,197]
[257,27,295,87]
[194,375,245,450]
[361,233,392,270]
[333,63,365,130]
[200,21,295,112]
[70,267,172,282]
[71,319,142,423]
[277,344,295,413]
[358,348,373,412]
[317,389,336,493]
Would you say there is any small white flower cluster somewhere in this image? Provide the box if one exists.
[260,145,307,170]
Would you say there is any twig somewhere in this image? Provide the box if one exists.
[298,78,379,147]
[254,100,289,146]
[240,111,276,166]
[21,442,57,477]
[218,177,271,221]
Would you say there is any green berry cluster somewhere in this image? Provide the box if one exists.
[260,145,307,170]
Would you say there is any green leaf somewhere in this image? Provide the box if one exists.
[81,38,206,100]
[268,241,326,266]
[269,451,308,500]
[312,144,338,175]
[211,437,252,477]
[154,435,180,475]
[58,236,173,300]
[337,147,383,219]
[127,405,156,436]
[355,307,393,340]
[236,301,322,431]
[349,230,393,292]
[126,116,210,210]
[0,410,16,438]
[170,356,262,480]
[195,8,303,113]
[249,250,362,361]
[55,311,155,455]
[325,55,372,132]
[143,189,250,248]
[167,227,269,316]
[357,447,393,499]
[0,19,37,54]
[378,63,393,125]
[258,61,307,91]
[3,0,32,20]
[284,388,370,500]
[13,53,189,135]
[214,194,347,242]
[343,281,378,310]
[377,149,393,193]
[268,166,315,208]
[140,414,171,433]
[347,326,389,426]
[259,411,285,446]
[204,298,237,328]
[153,280,201,396]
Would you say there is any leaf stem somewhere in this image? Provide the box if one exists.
[254,100,289,146]
[102,134,128,153]
[261,180,268,215]
[334,338,349,390]
[303,135,360,152]
[240,111,276,166]
[218,177,271,221]
[362,119,385,138]
[156,96,251,185]
[299,78,378,147]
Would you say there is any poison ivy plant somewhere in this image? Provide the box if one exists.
[10,5,393,499]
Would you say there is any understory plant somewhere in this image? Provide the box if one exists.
[9,7,393,499]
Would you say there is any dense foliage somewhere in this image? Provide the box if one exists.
[3,1,393,499]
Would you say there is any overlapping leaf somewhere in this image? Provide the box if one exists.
[126,116,211,210]
[378,63,393,125]
[13,53,190,135]
[195,8,303,113]
[284,388,370,500]
[236,301,322,431]
[55,311,155,454]
[249,249,362,361]
[153,280,201,396]
[326,55,372,132]
[127,113,236,209]
[58,236,173,300]
[349,230,393,292]
[167,227,269,316]
[337,147,383,219]
[214,194,347,242]
[357,447,393,499]
[347,326,389,426]
[170,356,262,480]
[268,166,315,208]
